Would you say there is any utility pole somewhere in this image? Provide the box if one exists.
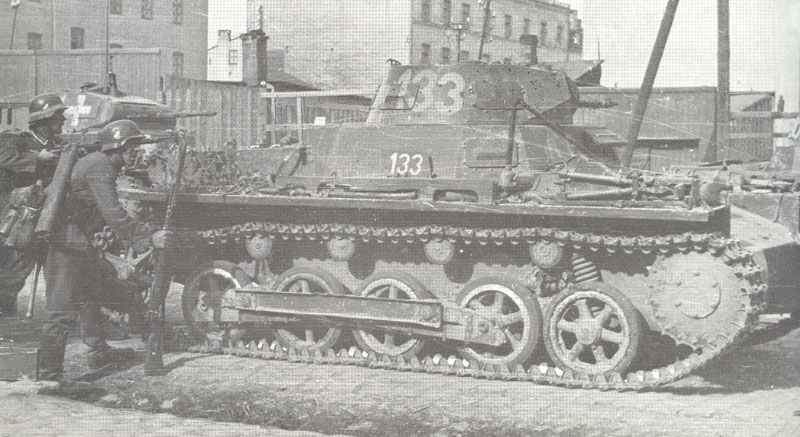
[447,21,468,63]
[9,0,21,50]
[477,0,492,61]
[621,0,680,168]
[715,0,730,161]
[104,0,110,91]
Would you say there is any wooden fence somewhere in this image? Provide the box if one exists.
[164,77,371,150]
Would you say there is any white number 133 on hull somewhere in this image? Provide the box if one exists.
[389,152,424,176]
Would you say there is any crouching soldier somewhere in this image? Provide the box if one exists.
[38,120,170,380]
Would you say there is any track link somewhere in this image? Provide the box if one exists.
[183,222,765,391]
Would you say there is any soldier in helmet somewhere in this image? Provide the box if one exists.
[38,119,171,380]
[0,93,63,315]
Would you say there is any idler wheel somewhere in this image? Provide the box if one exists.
[352,272,434,359]
[273,267,345,352]
[456,277,542,367]
[544,282,642,376]
[182,260,253,336]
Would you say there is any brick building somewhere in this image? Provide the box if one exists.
[0,0,207,79]
[241,0,582,90]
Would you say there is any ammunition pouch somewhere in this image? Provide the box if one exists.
[0,184,45,249]
[0,205,40,249]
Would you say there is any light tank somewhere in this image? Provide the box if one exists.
[119,62,767,390]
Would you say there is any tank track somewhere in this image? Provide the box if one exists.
[182,221,766,391]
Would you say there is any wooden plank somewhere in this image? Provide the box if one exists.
[731,111,800,120]
[729,132,773,140]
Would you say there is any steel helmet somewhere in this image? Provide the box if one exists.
[29,93,67,123]
[97,120,149,152]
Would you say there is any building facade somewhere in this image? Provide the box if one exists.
[208,29,243,82]
[242,0,582,90]
[0,0,207,79]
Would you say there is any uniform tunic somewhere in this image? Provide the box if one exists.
[0,130,42,313]
[44,151,151,347]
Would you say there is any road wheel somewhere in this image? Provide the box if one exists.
[273,267,345,352]
[456,276,542,368]
[544,281,642,376]
[352,271,433,359]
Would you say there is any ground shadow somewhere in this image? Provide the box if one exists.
[655,320,800,395]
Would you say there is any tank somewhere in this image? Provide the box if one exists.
[121,62,767,390]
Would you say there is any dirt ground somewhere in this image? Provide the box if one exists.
[3,317,800,437]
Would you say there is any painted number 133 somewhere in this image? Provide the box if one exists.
[389,152,424,176]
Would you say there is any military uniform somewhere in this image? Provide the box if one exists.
[0,129,46,314]
[43,150,152,351]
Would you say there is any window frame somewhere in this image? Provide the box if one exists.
[141,0,154,20]
[441,0,452,25]
[440,46,451,64]
[173,51,185,77]
[420,42,432,65]
[173,0,184,25]
[26,32,43,50]
[110,0,123,15]
[420,0,431,22]
[70,27,85,50]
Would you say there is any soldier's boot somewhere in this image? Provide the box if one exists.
[85,342,137,369]
[37,326,68,381]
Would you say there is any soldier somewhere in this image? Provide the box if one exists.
[0,94,62,316]
[38,119,170,380]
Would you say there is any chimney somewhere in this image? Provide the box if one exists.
[241,30,268,87]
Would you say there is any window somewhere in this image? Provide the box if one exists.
[461,3,470,24]
[420,43,431,64]
[556,24,564,48]
[228,49,239,65]
[540,21,548,46]
[440,47,451,64]
[70,27,84,49]
[504,14,512,39]
[173,51,184,77]
[441,0,451,25]
[141,0,153,20]
[459,50,469,61]
[173,0,183,25]
[110,43,123,49]
[110,0,123,15]
[523,18,531,36]
[421,0,431,22]
[26,32,42,50]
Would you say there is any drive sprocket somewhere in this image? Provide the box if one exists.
[645,241,761,350]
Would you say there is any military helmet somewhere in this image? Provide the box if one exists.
[97,120,149,152]
[29,93,67,123]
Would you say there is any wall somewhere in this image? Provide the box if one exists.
[575,87,775,169]
[165,78,369,150]
[0,0,207,79]
[0,48,164,103]
[409,0,575,64]
[576,87,717,170]
[247,0,412,90]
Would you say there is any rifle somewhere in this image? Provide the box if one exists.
[144,130,188,376]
